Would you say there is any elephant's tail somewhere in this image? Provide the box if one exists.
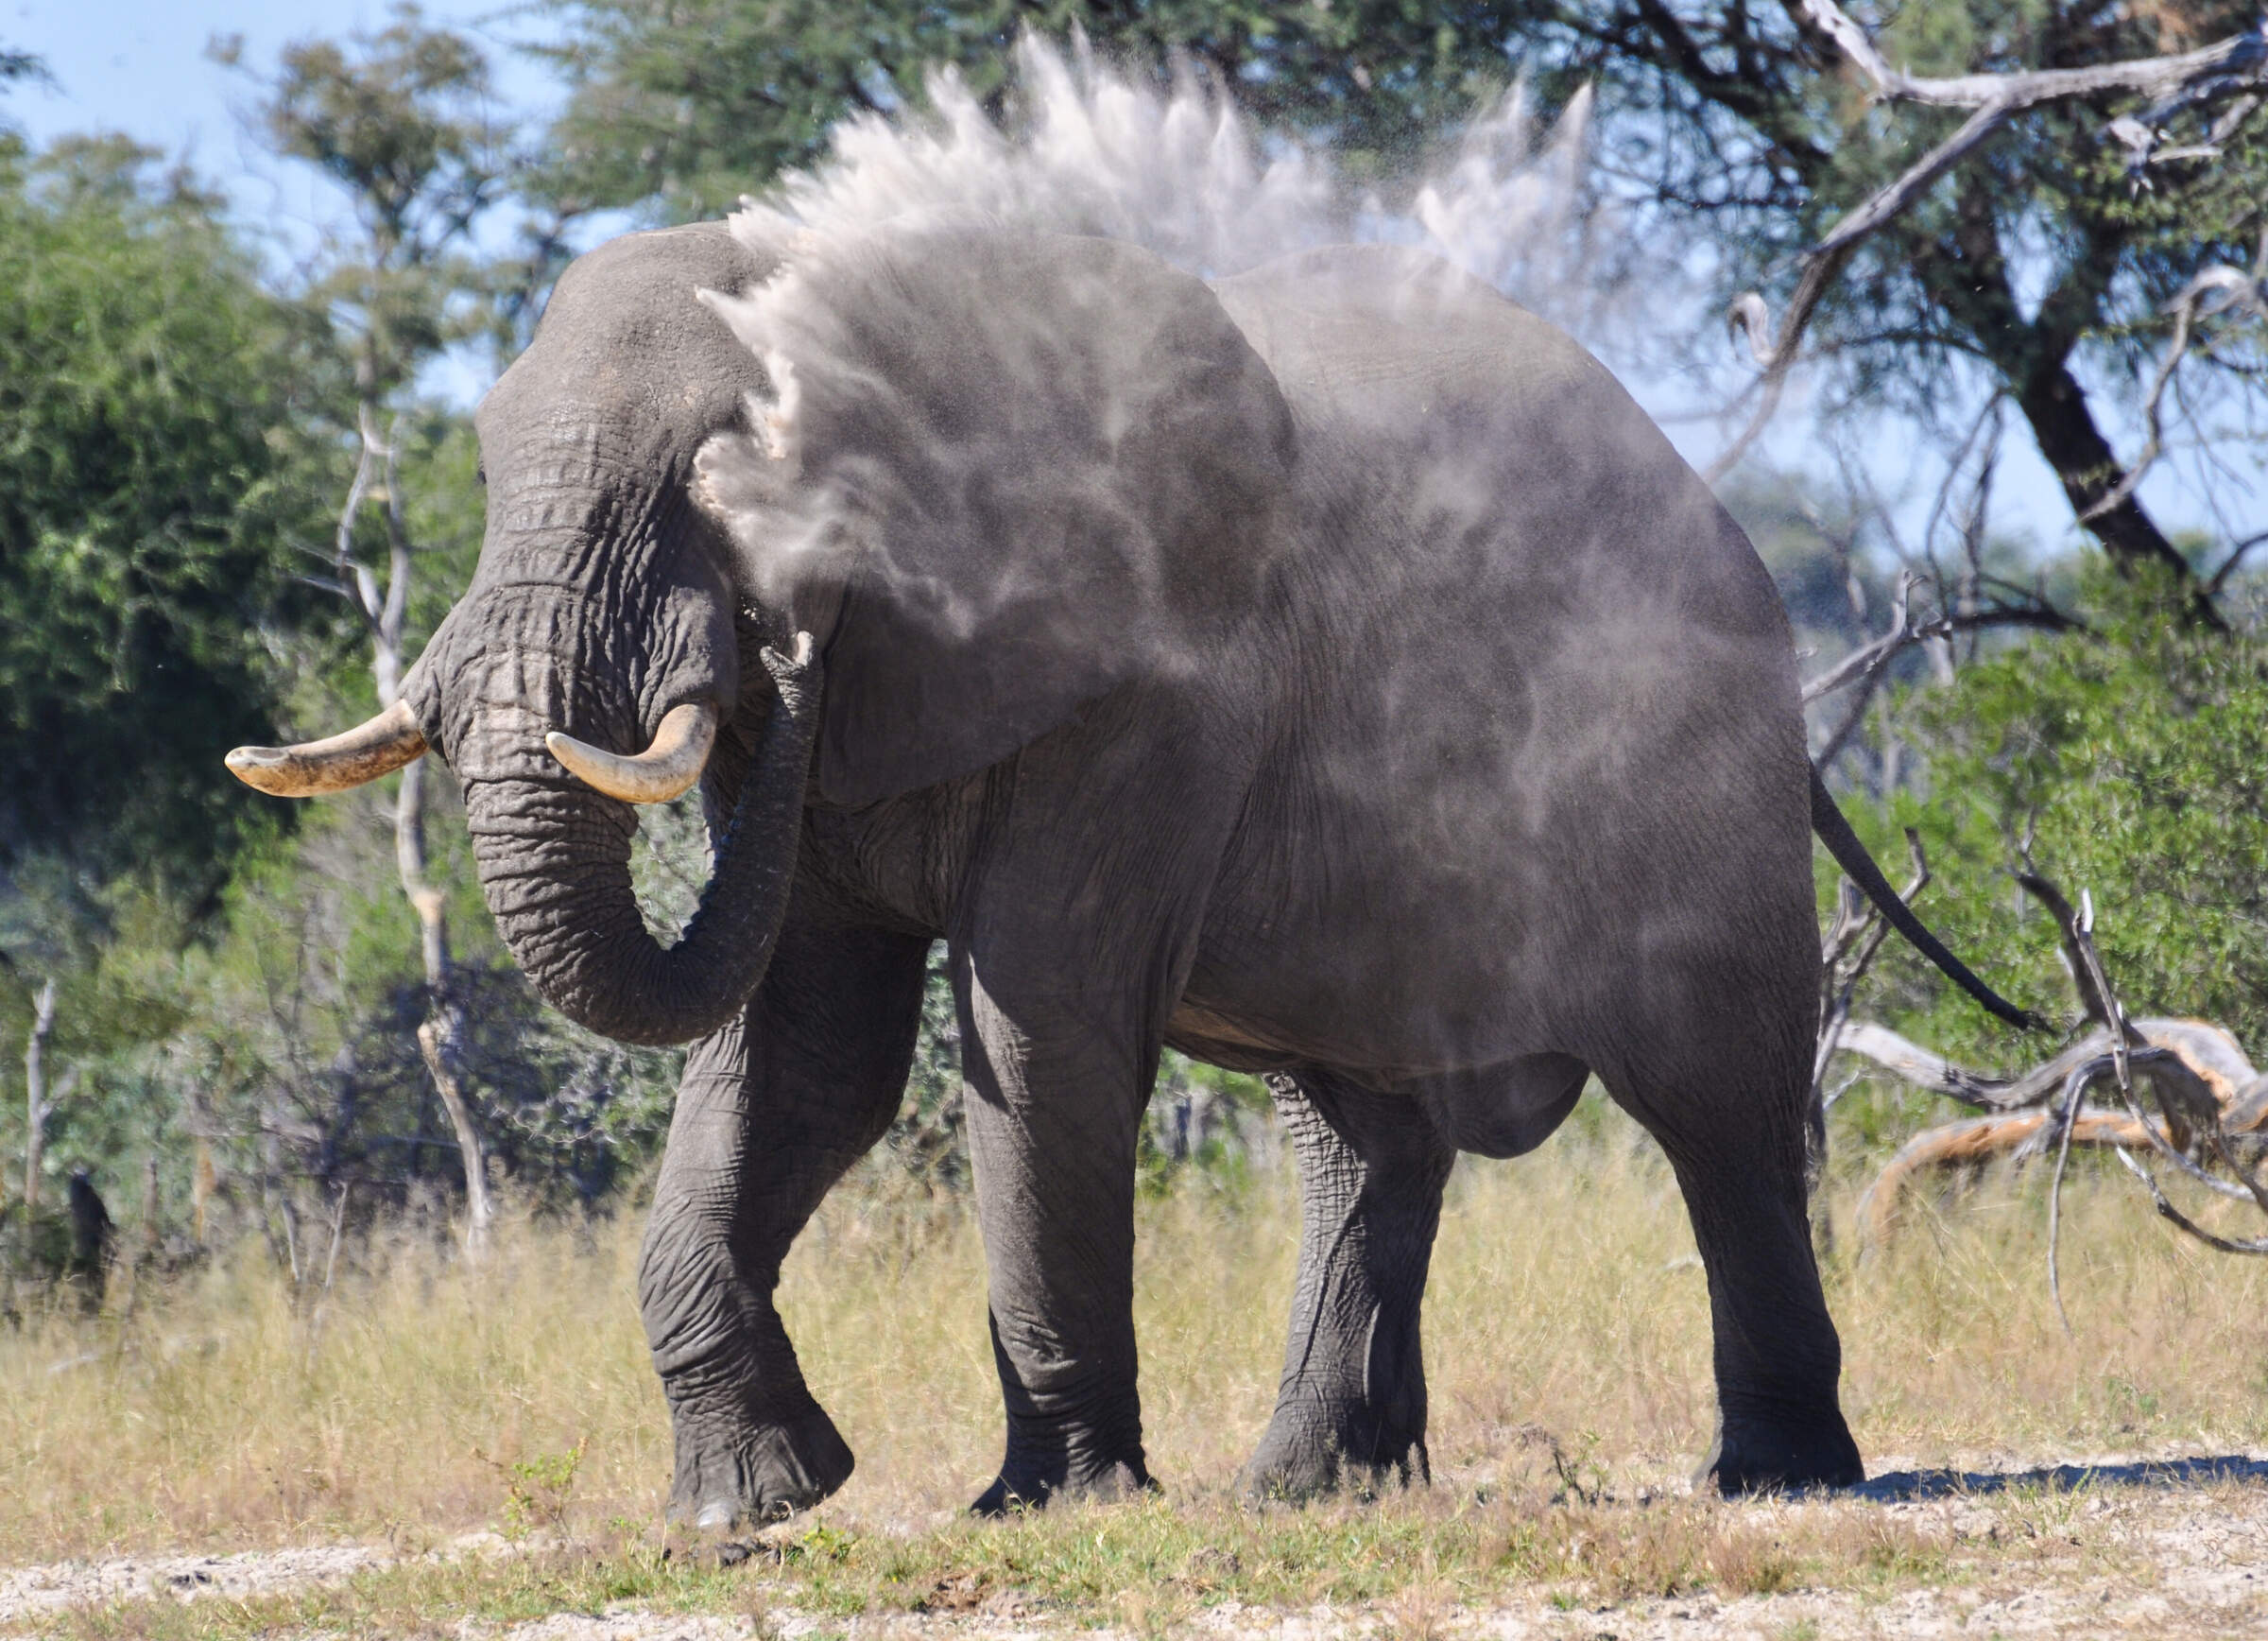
[1810,763,2046,1031]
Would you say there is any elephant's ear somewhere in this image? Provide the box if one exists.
[693,221,1295,807]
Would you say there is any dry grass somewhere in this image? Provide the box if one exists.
[3,1098,2266,1604]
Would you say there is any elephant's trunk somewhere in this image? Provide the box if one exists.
[463,650,819,1047]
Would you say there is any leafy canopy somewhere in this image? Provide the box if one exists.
[1852,570,2268,1066]
[531,0,1537,220]
[0,137,345,895]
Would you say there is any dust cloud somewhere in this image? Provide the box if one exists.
[689,32,1621,638]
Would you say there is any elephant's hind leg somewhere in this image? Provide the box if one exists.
[1242,1069,1455,1500]
[1601,1017,1863,1495]
[639,915,929,1529]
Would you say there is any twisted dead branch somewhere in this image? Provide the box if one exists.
[2080,233,2268,524]
[1829,877,2268,1285]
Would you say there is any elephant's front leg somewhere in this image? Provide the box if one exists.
[1242,1071,1456,1499]
[954,937,1160,1512]
[639,916,929,1528]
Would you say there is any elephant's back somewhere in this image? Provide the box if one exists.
[1211,244,1782,652]
[1194,247,1815,1075]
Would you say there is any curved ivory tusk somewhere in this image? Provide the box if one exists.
[545,701,718,804]
[226,700,427,797]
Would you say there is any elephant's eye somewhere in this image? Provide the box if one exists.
[475,461,487,486]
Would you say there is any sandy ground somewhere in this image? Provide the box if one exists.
[9,1459,2268,1638]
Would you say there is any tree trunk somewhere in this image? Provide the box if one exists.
[2014,358,2195,582]
[1935,176,2212,611]
[351,406,494,1255]
[395,690,493,1255]
[23,979,54,1215]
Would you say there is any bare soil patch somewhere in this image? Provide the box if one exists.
[9,1456,2267,1639]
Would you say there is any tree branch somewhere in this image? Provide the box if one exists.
[1709,5,2267,483]
[1796,0,2266,113]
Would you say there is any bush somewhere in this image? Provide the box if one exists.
[1845,569,2268,1074]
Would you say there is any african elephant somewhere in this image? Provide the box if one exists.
[229,213,2029,1521]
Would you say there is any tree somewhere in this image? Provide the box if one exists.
[530,0,1555,220]
[1534,2,2264,598]
[1841,568,2268,1077]
[0,136,344,896]
[534,2,2263,608]
[225,4,512,1249]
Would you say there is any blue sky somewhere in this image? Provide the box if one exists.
[8,0,582,399]
[8,0,566,268]
[8,2,2242,552]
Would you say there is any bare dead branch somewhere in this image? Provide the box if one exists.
[2112,1146,2268,1255]
[22,979,56,1213]
[2207,529,2268,596]
[2080,255,2267,523]
[1850,873,2268,1276]
[1801,597,2071,703]
[1797,1,2267,114]
[1832,1020,2019,1108]
[1857,1107,2156,1244]
[332,406,385,635]
[2042,1046,2097,1333]
[1706,5,2267,481]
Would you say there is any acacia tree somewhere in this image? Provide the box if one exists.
[226,9,510,1248]
[1537,1,2264,601]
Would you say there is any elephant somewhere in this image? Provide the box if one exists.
[228,212,2032,1520]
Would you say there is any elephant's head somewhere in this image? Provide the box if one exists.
[227,216,1293,1047]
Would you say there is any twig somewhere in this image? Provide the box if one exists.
[1801,596,2071,703]
[2112,1146,2268,1255]
[2207,529,2268,597]
[2080,256,2266,523]
[2043,1054,2089,1335]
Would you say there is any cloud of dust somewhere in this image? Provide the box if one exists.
[690,33,1622,631]
[737,36,1611,316]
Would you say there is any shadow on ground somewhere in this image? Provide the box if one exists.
[1852,1454,2268,1500]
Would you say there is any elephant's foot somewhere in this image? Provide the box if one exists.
[1238,1400,1428,1503]
[666,1403,855,1529]
[970,1415,1154,1515]
[1698,1409,1864,1496]
[971,1457,1152,1515]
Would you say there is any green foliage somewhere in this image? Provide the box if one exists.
[497,1442,583,1537]
[0,137,347,891]
[531,0,1537,221]
[1842,569,2268,1069]
[0,776,689,1238]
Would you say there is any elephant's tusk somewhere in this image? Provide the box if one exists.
[226,700,428,797]
[546,701,718,804]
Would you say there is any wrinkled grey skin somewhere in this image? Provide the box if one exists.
[404,219,1863,1526]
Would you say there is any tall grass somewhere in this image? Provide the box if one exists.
[3,1100,2265,1563]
